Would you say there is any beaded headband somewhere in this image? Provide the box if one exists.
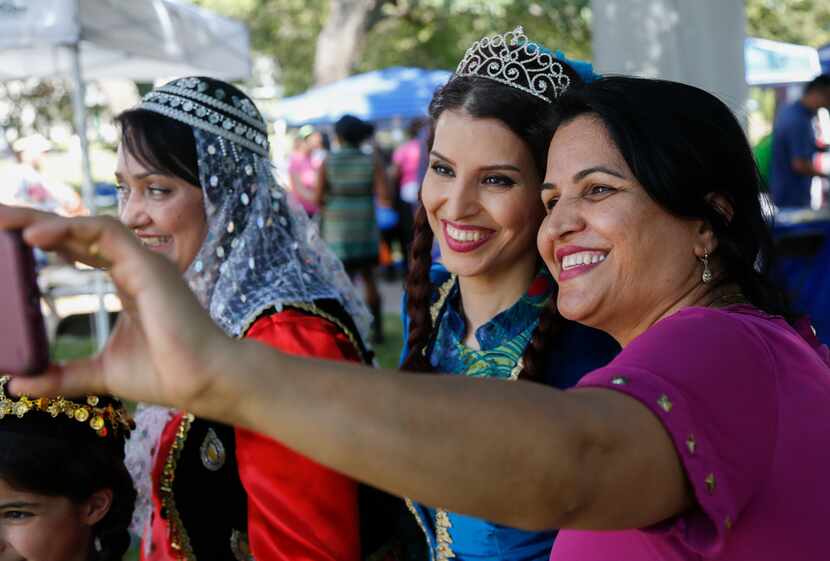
[138,76,270,158]
[0,376,134,439]
[455,26,572,103]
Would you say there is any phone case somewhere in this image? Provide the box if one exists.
[0,230,49,375]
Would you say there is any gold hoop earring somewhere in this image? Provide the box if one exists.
[701,251,713,283]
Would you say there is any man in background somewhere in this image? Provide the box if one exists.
[770,74,830,208]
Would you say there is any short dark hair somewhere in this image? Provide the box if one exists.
[805,73,830,93]
[334,114,374,147]
[553,76,794,321]
[406,117,426,139]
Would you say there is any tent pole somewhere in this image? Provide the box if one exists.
[68,41,110,349]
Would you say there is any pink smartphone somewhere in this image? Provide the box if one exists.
[0,229,49,375]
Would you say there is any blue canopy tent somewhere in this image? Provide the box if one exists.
[273,66,452,126]
[820,43,830,75]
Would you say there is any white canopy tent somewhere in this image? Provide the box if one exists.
[0,0,251,345]
[0,0,251,81]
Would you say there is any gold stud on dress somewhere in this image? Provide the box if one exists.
[704,473,716,494]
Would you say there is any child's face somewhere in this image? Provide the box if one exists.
[0,479,107,561]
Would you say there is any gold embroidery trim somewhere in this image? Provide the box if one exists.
[508,357,524,381]
[283,301,366,362]
[405,498,435,561]
[434,508,456,560]
[421,274,458,358]
[160,412,196,560]
[429,275,457,324]
[237,302,288,340]
[409,275,455,557]
[409,275,524,559]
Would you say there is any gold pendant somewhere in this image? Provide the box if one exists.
[200,427,226,471]
[230,529,255,561]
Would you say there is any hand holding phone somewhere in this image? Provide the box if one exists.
[0,229,49,375]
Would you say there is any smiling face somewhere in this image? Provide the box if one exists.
[115,143,208,273]
[421,109,545,284]
[538,115,708,343]
[0,479,108,561]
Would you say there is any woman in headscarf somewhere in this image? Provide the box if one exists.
[113,76,373,561]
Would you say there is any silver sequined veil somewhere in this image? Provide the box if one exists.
[124,76,372,539]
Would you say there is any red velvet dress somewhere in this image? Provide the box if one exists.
[141,309,362,561]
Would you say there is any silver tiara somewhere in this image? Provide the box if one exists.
[455,26,571,103]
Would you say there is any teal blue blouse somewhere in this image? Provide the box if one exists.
[428,270,552,379]
[402,264,619,561]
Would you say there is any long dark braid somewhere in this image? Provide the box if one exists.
[517,286,562,382]
[401,204,436,373]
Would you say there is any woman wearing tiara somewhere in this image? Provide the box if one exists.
[113,77,374,560]
[398,27,618,560]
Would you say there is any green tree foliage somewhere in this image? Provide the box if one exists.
[193,0,327,95]
[0,80,74,141]
[746,0,830,48]
[199,0,830,98]
[357,0,591,75]
[5,0,826,136]
[193,0,590,95]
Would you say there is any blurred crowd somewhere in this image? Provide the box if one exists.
[284,114,428,342]
[0,134,86,217]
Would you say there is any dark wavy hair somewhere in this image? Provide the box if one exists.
[116,108,199,186]
[552,76,795,322]
[0,396,136,561]
[401,60,584,379]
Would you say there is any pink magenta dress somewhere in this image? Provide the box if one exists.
[551,305,830,561]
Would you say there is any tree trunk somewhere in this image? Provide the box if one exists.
[313,0,377,86]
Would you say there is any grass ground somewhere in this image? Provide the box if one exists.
[373,313,404,368]
[53,313,405,368]
[51,335,98,361]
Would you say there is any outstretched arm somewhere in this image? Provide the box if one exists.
[0,205,690,532]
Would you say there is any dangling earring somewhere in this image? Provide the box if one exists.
[94,536,103,553]
[701,251,713,283]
